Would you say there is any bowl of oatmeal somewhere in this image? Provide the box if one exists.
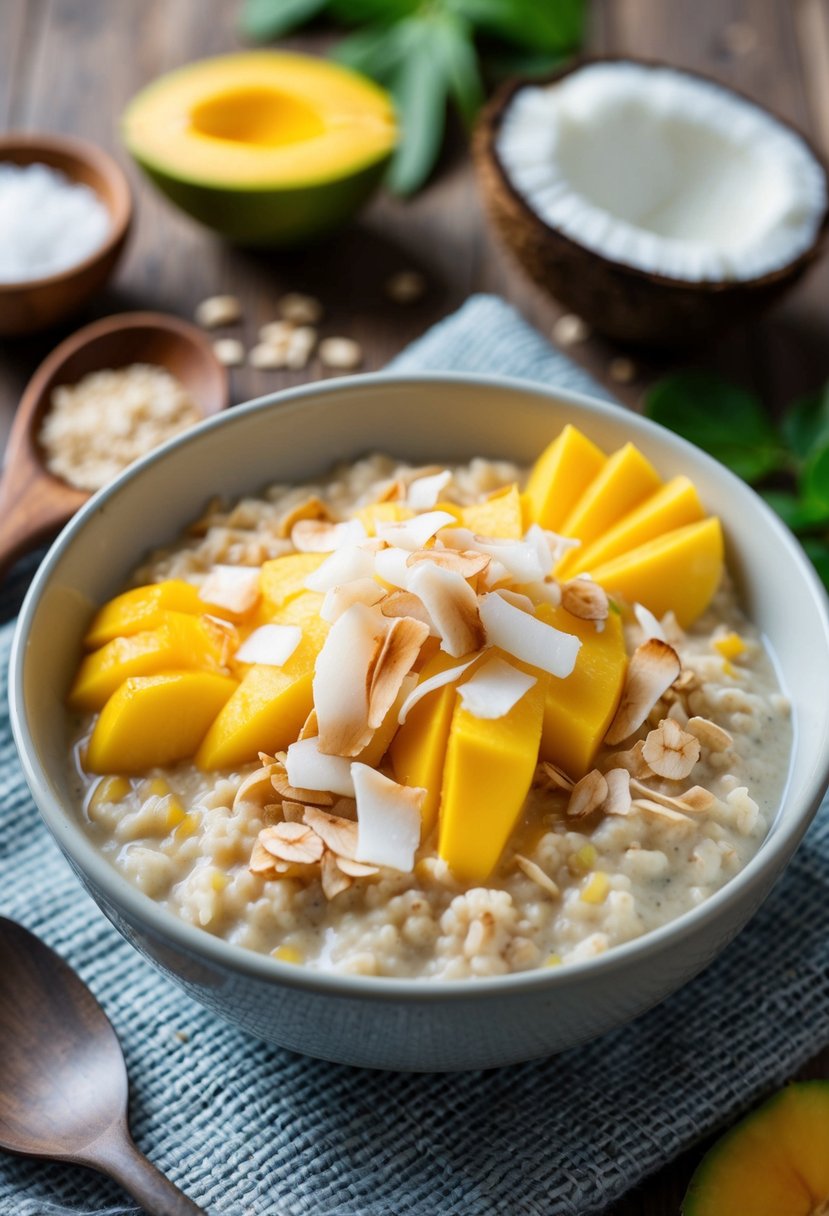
[10,373,829,1070]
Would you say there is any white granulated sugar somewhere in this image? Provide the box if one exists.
[40,363,201,492]
[0,162,110,283]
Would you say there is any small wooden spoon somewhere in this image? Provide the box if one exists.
[0,916,206,1215]
[0,311,229,577]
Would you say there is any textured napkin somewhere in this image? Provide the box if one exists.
[2,295,828,1216]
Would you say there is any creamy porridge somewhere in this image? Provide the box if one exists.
[67,441,792,980]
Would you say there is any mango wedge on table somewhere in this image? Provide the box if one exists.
[86,672,238,774]
[556,442,662,561]
[536,604,627,779]
[196,592,328,770]
[591,517,724,628]
[523,425,606,531]
[439,661,548,883]
[259,553,327,618]
[83,579,232,650]
[563,476,705,578]
[69,612,235,712]
[459,484,523,538]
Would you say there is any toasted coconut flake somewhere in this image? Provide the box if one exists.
[567,769,609,818]
[631,798,695,828]
[302,806,359,859]
[479,591,580,677]
[321,578,386,623]
[199,565,260,615]
[313,602,387,755]
[277,496,333,539]
[271,765,334,806]
[642,718,701,780]
[304,545,376,593]
[408,562,485,658]
[525,522,580,566]
[352,764,423,872]
[679,785,716,812]
[603,767,632,816]
[281,800,307,823]
[298,709,318,740]
[521,578,563,607]
[602,740,652,779]
[457,656,536,719]
[380,589,437,634]
[634,602,667,642]
[367,615,429,729]
[561,578,609,621]
[397,655,478,724]
[233,764,277,810]
[628,777,712,815]
[406,548,490,580]
[469,535,547,583]
[604,638,682,745]
[514,854,560,898]
[376,510,458,552]
[538,761,574,792]
[336,857,380,877]
[406,470,452,510]
[291,518,367,553]
[374,546,414,590]
[320,850,352,899]
[234,624,301,667]
[496,589,535,613]
[686,715,734,752]
[373,478,406,504]
[259,821,324,865]
[285,738,356,797]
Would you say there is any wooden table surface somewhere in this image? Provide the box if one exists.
[2,1,828,1212]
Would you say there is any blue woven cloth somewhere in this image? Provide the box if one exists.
[2,295,828,1216]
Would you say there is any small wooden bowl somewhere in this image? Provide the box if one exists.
[0,133,133,336]
[0,311,229,573]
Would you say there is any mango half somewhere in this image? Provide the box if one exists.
[122,52,397,246]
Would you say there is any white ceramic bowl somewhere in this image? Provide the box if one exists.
[11,373,829,1071]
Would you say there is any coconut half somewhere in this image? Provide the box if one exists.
[474,59,829,346]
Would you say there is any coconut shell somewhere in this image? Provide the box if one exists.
[473,58,829,349]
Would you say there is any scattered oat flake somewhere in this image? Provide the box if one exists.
[195,295,241,328]
[233,764,278,810]
[212,337,244,367]
[278,293,323,325]
[320,850,352,899]
[561,578,608,621]
[385,270,427,303]
[319,337,362,370]
[632,799,694,827]
[259,822,324,865]
[199,565,260,615]
[538,761,574,792]
[336,857,379,878]
[603,767,632,816]
[281,800,307,823]
[259,320,294,345]
[285,325,317,370]
[608,356,637,384]
[514,854,560,898]
[248,342,287,370]
[352,764,423,872]
[249,840,280,877]
[234,624,301,667]
[567,769,609,818]
[679,785,716,812]
[604,638,681,745]
[302,806,359,859]
[686,716,734,752]
[552,313,590,347]
[641,718,701,780]
[457,656,536,719]
[479,591,581,678]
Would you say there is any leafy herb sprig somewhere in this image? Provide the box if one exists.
[239,0,585,194]
[645,371,829,589]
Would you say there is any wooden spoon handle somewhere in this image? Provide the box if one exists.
[92,1128,206,1216]
[0,461,84,579]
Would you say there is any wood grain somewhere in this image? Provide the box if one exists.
[0,2,828,1212]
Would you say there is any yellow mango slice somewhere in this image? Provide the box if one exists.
[459,484,523,539]
[390,652,468,838]
[557,442,661,555]
[591,517,724,628]
[69,612,234,712]
[683,1082,829,1216]
[536,603,627,779]
[438,661,548,882]
[83,580,232,650]
[259,553,327,618]
[523,425,606,531]
[354,502,414,535]
[563,475,705,577]
[196,592,328,770]
[86,672,238,774]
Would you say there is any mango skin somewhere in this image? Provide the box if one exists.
[87,672,238,774]
[524,425,606,532]
[439,660,548,883]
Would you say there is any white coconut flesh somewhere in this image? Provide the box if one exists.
[496,62,827,282]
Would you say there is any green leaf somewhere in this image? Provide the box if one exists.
[385,18,451,195]
[781,385,829,462]
[800,537,829,591]
[644,371,786,484]
[760,490,829,533]
[481,45,565,82]
[433,12,484,126]
[802,444,829,511]
[332,23,407,77]
[240,0,330,41]
[449,0,585,52]
[328,0,418,25]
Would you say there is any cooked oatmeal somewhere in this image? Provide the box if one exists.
[69,453,792,979]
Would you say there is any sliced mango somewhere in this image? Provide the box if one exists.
[459,484,523,539]
[196,592,328,770]
[683,1082,829,1216]
[259,553,327,618]
[523,425,606,532]
[83,580,231,650]
[390,652,468,838]
[591,517,724,628]
[69,612,234,712]
[438,661,548,882]
[562,475,705,577]
[536,603,627,779]
[557,442,661,557]
[86,672,238,774]
[354,502,414,535]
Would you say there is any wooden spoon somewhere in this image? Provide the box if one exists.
[0,916,206,1215]
[0,311,229,578]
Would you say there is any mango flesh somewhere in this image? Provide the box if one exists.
[83,580,230,650]
[459,484,523,538]
[683,1082,829,1216]
[122,52,397,246]
[259,553,327,618]
[86,672,238,775]
[69,612,233,712]
[591,517,724,628]
[523,425,606,532]
[196,592,328,770]
[355,502,414,535]
[557,442,662,561]
[439,661,548,883]
[564,476,705,577]
[536,604,627,779]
